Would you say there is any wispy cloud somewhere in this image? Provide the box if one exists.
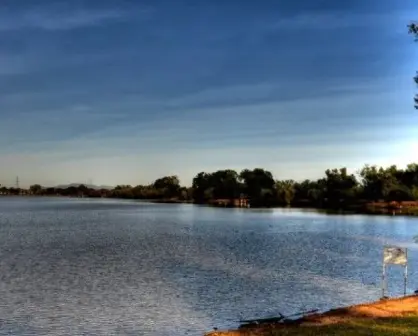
[208,9,409,45]
[0,6,137,31]
[266,10,410,31]
[0,0,415,186]
[0,75,412,156]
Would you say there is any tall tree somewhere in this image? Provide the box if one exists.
[192,170,241,202]
[153,175,181,198]
[0,186,8,194]
[323,167,359,207]
[360,165,391,201]
[275,180,295,206]
[210,170,240,199]
[192,172,213,203]
[293,179,324,206]
[29,184,42,195]
[240,168,275,206]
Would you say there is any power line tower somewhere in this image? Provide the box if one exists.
[15,176,20,189]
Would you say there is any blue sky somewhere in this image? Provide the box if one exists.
[0,0,417,187]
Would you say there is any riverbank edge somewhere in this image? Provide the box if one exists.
[205,295,418,336]
[149,199,418,216]
[2,195,418,216]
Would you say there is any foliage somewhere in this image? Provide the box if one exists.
[276,180,295,206]
[240,168,276,206]
[293,179,325,207]
[153,175,181,198]
[192,170,241,203]
[29,184,42,195]
[323,168,359,207]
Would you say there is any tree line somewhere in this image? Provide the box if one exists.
[0,176,192,202]
[191,164,418,208]
[2,164,418,209]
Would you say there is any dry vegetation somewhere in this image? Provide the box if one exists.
[206,296,418,336]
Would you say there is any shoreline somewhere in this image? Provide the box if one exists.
[149,199,418,216]
[205,295,418,335]
[2,195,418,216]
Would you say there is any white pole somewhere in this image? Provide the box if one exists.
[382,261,386,298]
[404,249,408,296]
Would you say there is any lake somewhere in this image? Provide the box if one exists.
[0,197,418,335]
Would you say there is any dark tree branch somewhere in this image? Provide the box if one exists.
[409,23,418,36]
[409,23,418,109]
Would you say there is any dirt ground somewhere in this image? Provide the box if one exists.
[205,295,418,336]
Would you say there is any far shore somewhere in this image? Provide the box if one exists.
[3,163,418,215]
[2,194,418,216]
[150,198,418,216]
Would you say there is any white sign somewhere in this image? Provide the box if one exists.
[383,246,407,265]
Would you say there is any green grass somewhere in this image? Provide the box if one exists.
[266,317,418,336]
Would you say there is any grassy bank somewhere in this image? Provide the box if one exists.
[207,317,418,335]
[206,296,418,336]
[363,201,418,216]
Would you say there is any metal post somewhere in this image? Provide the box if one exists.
[404,249,408,296]
[382,262,386,298]
[382,246,408,299]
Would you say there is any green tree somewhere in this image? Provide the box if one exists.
[153,175,181,198]
[411,186,418,201]
[396,164,418,193]
[359,164,418,202]
[240,168,275,206]
[210,169,240,199]
[153,175,180,190]
[112,185,134,198]
[360,165,387,201]
[8,187,20,195]
[192,172,213,203]
[0,186,8,195]
[178,187,193,201]
[324,167,359,207]
[192,170,241,202]
[276,180,295,206]
[29,184,43,195]
[293,179,324,206]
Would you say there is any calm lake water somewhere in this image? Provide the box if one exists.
[1,197,418,335]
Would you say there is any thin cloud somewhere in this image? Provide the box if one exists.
[208,10,409,45]
[266,11,409,31]
[0,6,142,31]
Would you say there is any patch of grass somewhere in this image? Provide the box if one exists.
[266,317,418,336]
